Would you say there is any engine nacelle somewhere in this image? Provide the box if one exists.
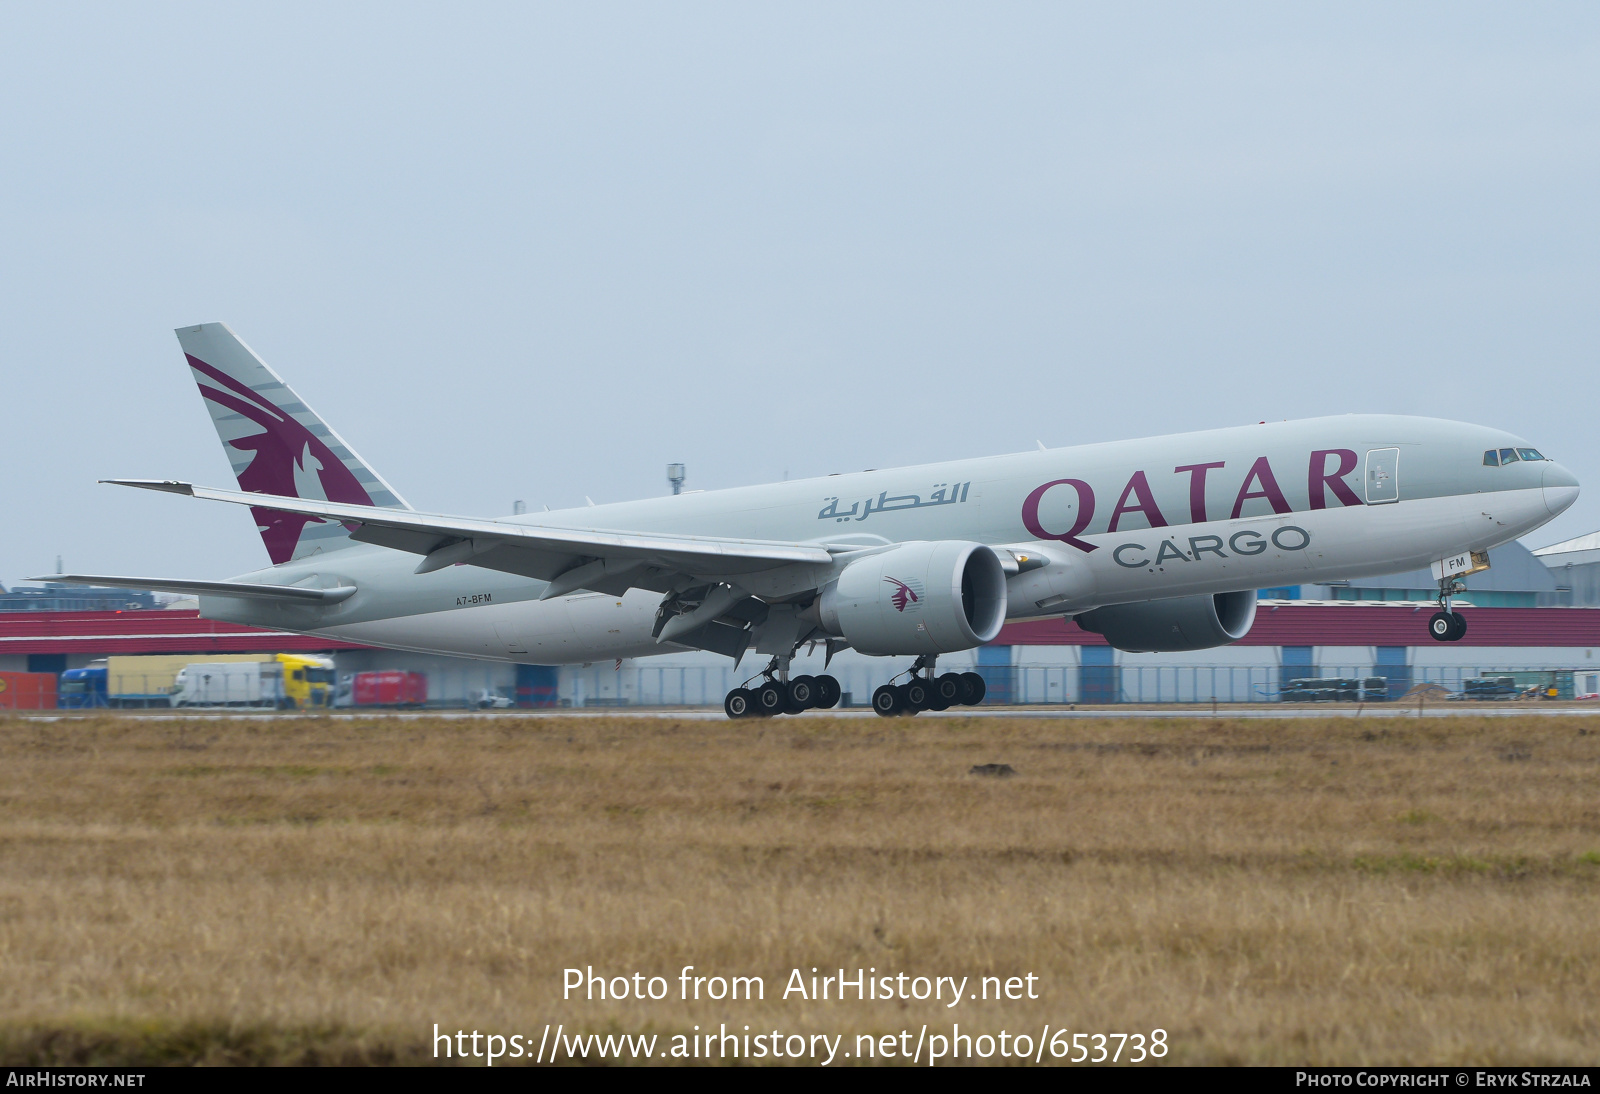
[818,541,1008,655]
[1073,590,1257,653]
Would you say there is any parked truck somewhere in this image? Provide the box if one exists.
[57,666,107,708]
[173,662,287,707]
[337,670,428,708]
[170,654,336,709]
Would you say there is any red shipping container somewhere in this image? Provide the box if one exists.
[352,671,427,707]
[0,672,58,710]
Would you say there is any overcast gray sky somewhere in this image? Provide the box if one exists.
[2,3,1596,585]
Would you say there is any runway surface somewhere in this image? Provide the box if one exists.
[18,703,1600,721]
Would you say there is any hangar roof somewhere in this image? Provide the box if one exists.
[1534,531,1600,569]
[1536,531,1600,556]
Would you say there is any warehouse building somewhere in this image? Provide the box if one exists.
[4,532,1598,706]
[0,581,161,613]
[1533,532,1600,607]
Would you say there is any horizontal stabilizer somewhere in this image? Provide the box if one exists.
[36,574,357,604]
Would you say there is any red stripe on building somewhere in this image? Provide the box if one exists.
[998,605,1600,647]
[0,611,371,655]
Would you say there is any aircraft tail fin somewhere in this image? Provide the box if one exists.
[174,323,411,565]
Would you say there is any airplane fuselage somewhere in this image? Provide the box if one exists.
[201,414,1579,663]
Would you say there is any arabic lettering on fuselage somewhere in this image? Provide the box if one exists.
[817,482,972,523]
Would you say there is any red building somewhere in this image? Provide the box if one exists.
[4,604,1600,707]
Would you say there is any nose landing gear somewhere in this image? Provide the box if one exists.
[1428,577,1469,643]
[871,656,987,716]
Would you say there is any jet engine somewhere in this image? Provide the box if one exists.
[816,541,1008,655]
[1073,590,1257,653]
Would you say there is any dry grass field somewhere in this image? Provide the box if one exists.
[1,710,1598,1066]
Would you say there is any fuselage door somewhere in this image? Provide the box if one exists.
[1365,448,1400,504]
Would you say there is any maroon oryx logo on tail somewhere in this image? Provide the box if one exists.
[187,354,375,564]
[884,576,921,612]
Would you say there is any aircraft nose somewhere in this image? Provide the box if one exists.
[1543,463,1580,516]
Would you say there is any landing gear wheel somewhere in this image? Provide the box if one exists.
[813,675,841,709]
[894,683,920,715]
[904,679,931,712]
[872,684,903,717]
[931,673,962,711]
[724,688,755,719]
[958,671,987,705]
[1428,611,1465,643]
[754,682,786,716]
[787,675,817,711]
[1433,610,1459,646]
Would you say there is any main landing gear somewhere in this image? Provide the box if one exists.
[871,655,986,717]
[724,656,842,719]
[1428,577,1468,643]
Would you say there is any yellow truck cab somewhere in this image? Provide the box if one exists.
[275,654,336,709]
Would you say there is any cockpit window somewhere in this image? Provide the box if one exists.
[1485,447,1548,466]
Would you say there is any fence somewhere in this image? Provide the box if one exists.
[559,663,1600,707]
[61,663,1599,711]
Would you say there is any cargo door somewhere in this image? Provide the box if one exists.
[1365,448,1400,504]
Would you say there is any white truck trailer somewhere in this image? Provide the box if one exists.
[171,661,289,708]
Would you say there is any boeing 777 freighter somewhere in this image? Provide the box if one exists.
[46,324,1580,717]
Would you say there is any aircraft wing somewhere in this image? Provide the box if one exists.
[32,574,357,603]
[105,480,835,593]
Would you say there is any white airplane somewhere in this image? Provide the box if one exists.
[48,323,1580,717]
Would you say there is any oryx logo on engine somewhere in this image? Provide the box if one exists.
[884,576,922,612]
